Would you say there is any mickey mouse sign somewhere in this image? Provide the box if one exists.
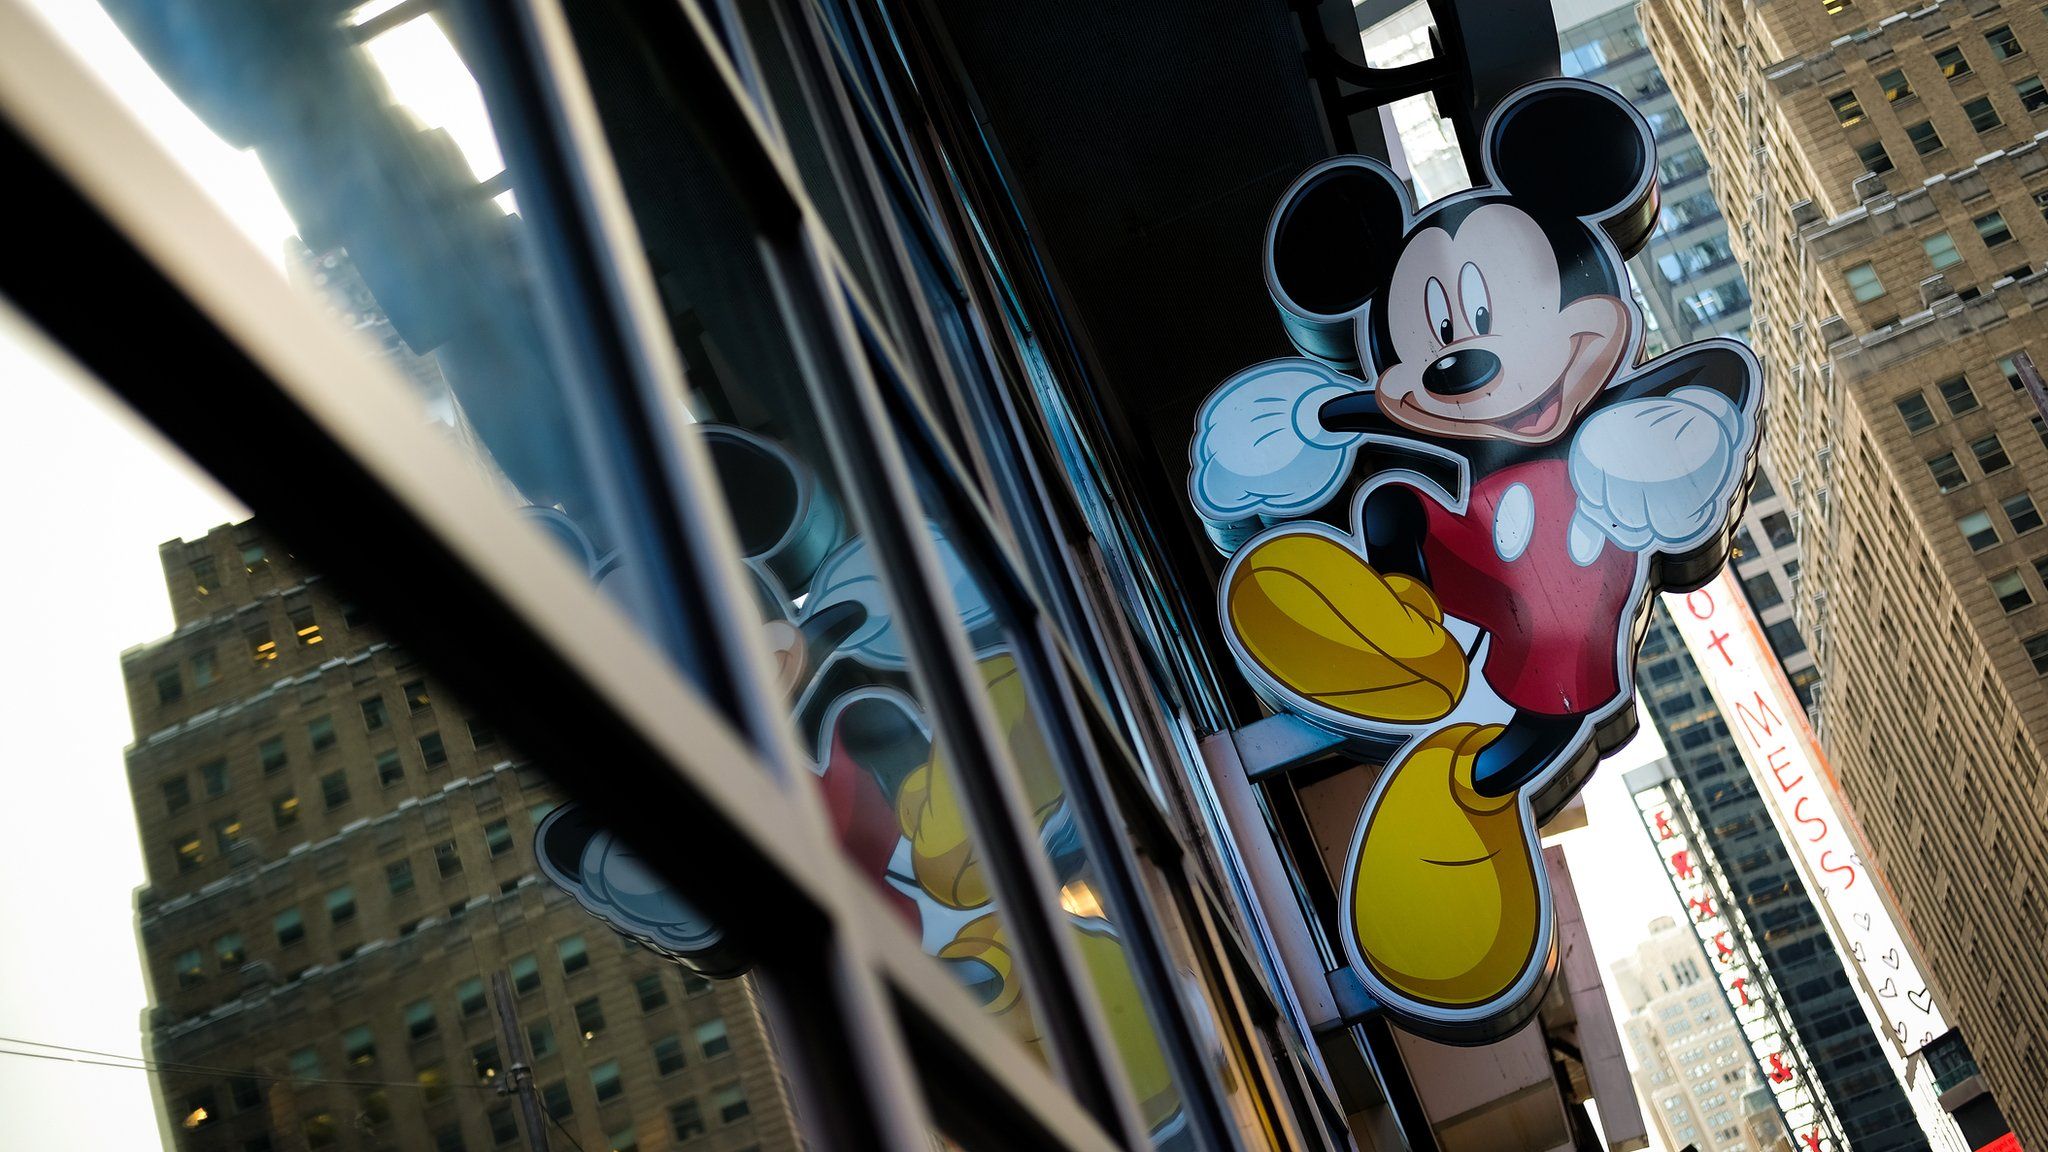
[1189,79,1763,1039]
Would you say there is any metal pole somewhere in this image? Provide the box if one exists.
[491,970,552,1152]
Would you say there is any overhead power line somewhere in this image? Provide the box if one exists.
[0,1034,497,1095]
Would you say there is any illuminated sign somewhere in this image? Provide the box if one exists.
[1630,765,1847,1151]
[1187,78,1763,1038]
[1665,572,1950,1056]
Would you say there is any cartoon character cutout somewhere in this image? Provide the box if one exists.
[1190,79,1762,1039]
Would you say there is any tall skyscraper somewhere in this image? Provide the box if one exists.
[1612,915,1790,1152]
[121,523,798,1152]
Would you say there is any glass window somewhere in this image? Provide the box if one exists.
[670,1100,705,1140]
[2005,492,2044,534]
[1926,231,1963,270]
[1966,96,2004,132]
[1824,0,1851,11]
[343,1025,376,1064]
[435,1123,466,1152]
[259,736,287,774]
[1847,261,1886,301]
[510,953,540,995]
[1908,119,1945,154]
[436,839,463,877]
[1743,573,1785,609]
[1960,510,2001,550]
[326,885,356,924]
[575,996,606,1040]
[419,731,447,769]
[485,818,513,857]
[1929,452,1969,491]
[1879,68,1914,102]
[1858,139,1894,173]
[653,1035,686,1075]
[404,679,431,713]
[473,1040,501,1082]
[1762,512,1797,549]
[247,626,276,664]
[275,907,305,947]
[215,932,246,968]
[1978,210,2016,247]
[1940,376,1981,414]
[290,606,322,647]
[489,1107,518,1146]
[2003,354,2030,389]
[212,814,244,853]
[406,998,438,1039]
[174,947,204,988]
[609,1129,639,1152]
[695,1017,730,1058]
[173,834,204,873]
[635,973,667,1011]
[1989,24,2025,59]
[387,858,415,895]
[528,1020,556,1059]
[457,976,488,1017]
[1937,44,1973,78]
[713,1083,750,1124]
[162,776,190,814]
[191,648,217,687]
[542,1081,572,1120]
[590,1059,623,1102]
[1972,434,2012,473]
[468,717,498,749]
[288,1048,320,1081]
[1831,90,1866,125]
[1994,571,2034,612]
[200,758,228,796]
[2020,76,2048,112]
[558,935,589,975]
[360,696,388,731]
[155,667,183,705]
[307,714,337,752]
[320,770,350,811]
[376,750,404,787]
[2027,631,2048,674]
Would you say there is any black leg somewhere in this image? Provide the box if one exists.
[1470,712,1581,797]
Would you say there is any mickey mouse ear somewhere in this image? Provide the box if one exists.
[1264,157,1412,368]
[1485,79,1659,259]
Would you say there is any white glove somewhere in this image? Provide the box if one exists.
[1568,386,1744,560]
[1189,359,1365,532]
[800,525,995,670]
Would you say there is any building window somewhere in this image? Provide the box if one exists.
[1764,618,1807,660]
[1928,451,1969,491]
[590,1060,623,1103]
[162,776,191,814]
[575,996,606,1040]
[343,1025,376,1065]
[1760,512,1796,549]
[190,556,217,596]
[275,907,305,947]
[290,606,321,646]
[488,1107,518,1147]
[695,1017,730,1058]
[1925,231,1963,270]
[541,1081,573,1120]
[608,1129,639,1152]
[1937,44,1973,78]
[420,731,447,769]
[212,814,244,853]
[510,954,540,995]
[636,974,668,1012]
[404,679,431,713]
[417,1065,449,1105]
[191,648,217,688]
[1972,433,2012,473]
[174,833,205,873]
[326,885,356,925]
[375,750,403,787]
[1879,67,1914,102]
[653,1035,686,1075]
[485,819,513,857]
[259,735,287,774]
[1823,0,1850,11]
[436,839,462,877]
[307,715,336,753]
[360,696,388,731]
[1960,510,2001,550]
[248,625,276,664]
[527,1020,555,1059]
[670,1101,705,1141]
[2002,354,2030,389]
[1896,393,1937,432]
[2036,415,2048,449]
[174,947,204,988]
[433,1123,465,1152]
[1978,210,2016,247]
[1995,571,2034,612]
[2022,76,2048,113]
[198,758,228,797]
[1857,139,1893,174]
[215,932,245,968]
[2005,492,2044,534]
[1907,119,1944,154]
[468,717,498,749]
[320,770,350,811]
[155,667,183,705]
[1965,96,2004,132]
[2027,632,2048,674]
[1846,261,1886,301]
[472,1040,501,1082]
[406,998,438,1040]
[712,1083,749,1124]
[1830,90,1865,125]
[558,935,589,975]
[1939,375,1980,414]
[458,976,488,1017]
[1989,24,2025,59]
[387,858,415,895]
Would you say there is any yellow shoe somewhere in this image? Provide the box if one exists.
[1348,723,1543,1010]
[1226,531,1467,724]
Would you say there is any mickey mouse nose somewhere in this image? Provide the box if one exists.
[1423,348,1501,396]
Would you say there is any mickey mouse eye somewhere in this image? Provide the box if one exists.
[1459,262,1491,337]
[1425,277,1453,345]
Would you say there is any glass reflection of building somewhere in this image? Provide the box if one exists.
[6,0,1662,1150]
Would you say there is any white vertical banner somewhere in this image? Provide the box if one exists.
[1664,572,1950,1056]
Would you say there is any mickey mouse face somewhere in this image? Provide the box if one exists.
[1263,79,1659,445]
[1372,202,1629,445]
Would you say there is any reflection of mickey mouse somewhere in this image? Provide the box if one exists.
[1190,80,1761,1033]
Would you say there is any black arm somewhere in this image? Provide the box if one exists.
[1606,340,1757,411]
[1363,484,1431,582]
[1317,387,1401,436]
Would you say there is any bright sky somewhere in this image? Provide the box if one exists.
[0,3,1692,1148]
